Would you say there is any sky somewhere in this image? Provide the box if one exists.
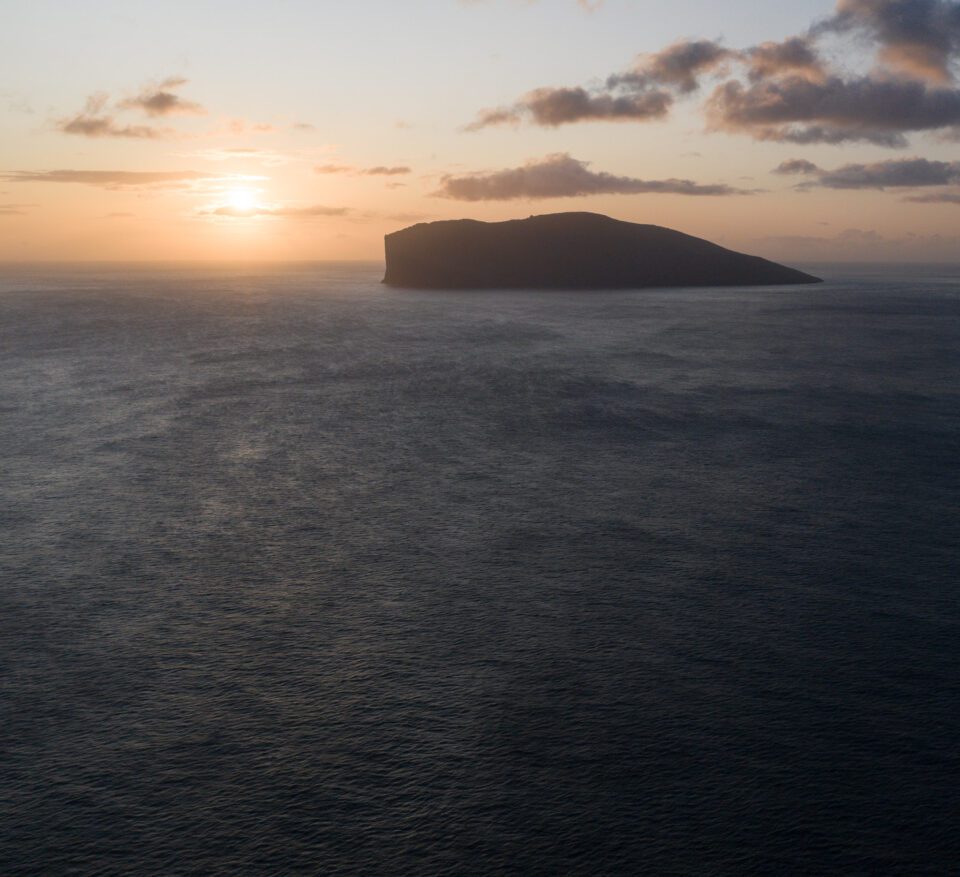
[2,0,960,262]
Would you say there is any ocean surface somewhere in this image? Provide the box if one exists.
[1,262,958,875]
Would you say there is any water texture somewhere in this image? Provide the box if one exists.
[1,263,958,875]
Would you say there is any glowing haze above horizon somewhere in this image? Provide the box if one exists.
[3,0,960,263]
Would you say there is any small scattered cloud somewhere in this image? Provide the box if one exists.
[0,203,31,215]
[57,93,167,139]
[55,81,204,140]
[363,166,411,176]
[220,119,276,135]
[774,159,821,175]
[292,122,316,131]
[314,163,412,176]
[434,153,751,200]
[118,77,205,117]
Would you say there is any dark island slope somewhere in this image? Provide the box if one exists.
[383,212,821,289]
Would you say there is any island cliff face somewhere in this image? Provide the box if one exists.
[383,212,821,289]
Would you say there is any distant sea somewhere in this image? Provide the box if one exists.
[1,263,958,875]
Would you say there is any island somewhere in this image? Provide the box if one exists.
[383,212,821,289]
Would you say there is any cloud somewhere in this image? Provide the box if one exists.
[433,153,750,200]
[0,203,30,215]
[205,204,351,218]
[467,86,673,129]
[903,190,960,202]
[362,166,411,176]
[805,157,960,188]
[119,77,205,117]
[314,164,413,175]
[220,119,276,135]
[469,39,733,130]
[774,159,821,175]
[56,94,166,139]
[466,1,960,145]
[818,0,960,84]
[706,74,960,145]
[609,40,736,94]
[745,37,825,82]
[292,122,316,131]
[59,115,164,139]
[0,169,253,190]
[55,84,204,139]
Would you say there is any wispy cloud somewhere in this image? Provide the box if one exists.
[203,204,351,218]
[434,153,751,200]
[188,147,295,166]
[903,191,960,203]
[220,119,276,135]
[363,166,412,176]
[1,169,264,190]
[315,164,412,176]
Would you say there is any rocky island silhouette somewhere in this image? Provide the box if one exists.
[384,212,821,289]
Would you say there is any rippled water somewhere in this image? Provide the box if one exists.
[1,262,958,875]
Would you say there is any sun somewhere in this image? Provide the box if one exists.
[227,188,257,212]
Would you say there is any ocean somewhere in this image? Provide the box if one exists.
[1,262,958,875]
